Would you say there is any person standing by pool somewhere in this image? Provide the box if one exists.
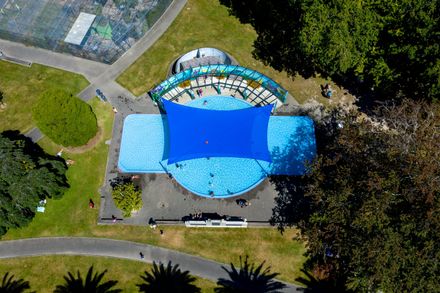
[236,198,249,208]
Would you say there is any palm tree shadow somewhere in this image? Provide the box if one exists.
[216,256,286,293]
[137,261,200,293]
[54,266,121,293]
[0,272,33,293]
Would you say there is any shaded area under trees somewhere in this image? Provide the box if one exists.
[270,100,440,292]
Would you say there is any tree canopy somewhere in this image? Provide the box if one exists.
[0,131,68,236]
[271,100,440,291]
[32,90,97,147]
[111,182,142,218]
[220,0,439,101]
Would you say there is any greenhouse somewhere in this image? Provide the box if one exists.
[0,0,172,63]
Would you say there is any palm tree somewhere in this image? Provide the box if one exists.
[215,256,286,293]
[54,266,121,293]
[0,272,31,293]
[137,261,201,293]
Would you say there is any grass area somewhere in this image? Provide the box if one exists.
[117,0,350,104]
[2,96,307,283]
[0,61,89,133]
[0,256,217,292]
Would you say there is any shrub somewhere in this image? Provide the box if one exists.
[32,90,97,147]
[112,182,143,217]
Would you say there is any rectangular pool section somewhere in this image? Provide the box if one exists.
[118,115,167,173]
[118,114,316,176]
[265,116,317,175]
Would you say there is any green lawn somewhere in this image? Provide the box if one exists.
[3,96,307,283]
[0,256,217,292]
[117,0,349,104]
[0,61,89,133]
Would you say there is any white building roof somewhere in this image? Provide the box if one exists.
[64,12,96,45]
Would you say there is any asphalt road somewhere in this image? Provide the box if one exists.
[0,237,300,292]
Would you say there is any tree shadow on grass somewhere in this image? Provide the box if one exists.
[1,130,69,188]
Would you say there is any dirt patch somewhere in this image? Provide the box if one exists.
[289,74,356,107]
[64,127,103,153]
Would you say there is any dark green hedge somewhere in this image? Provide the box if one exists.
[33,90,97,147]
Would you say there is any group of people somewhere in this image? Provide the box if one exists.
[189,212,204,220]
[56,149,75,166]
[236,198,251,208]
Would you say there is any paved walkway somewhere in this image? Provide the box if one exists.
[0,237,300,292]
[0,39,108,81]
[24,127,44,143]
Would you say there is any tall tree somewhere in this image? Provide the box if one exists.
[137,261,200,293]
[0,131,68,236]
[54,266,121,293]
[215,256,286,293]
[220,0,440,101]
[271,100,440,291]
[0,273,31,293]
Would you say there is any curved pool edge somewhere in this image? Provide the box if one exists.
[172,174,267,198]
